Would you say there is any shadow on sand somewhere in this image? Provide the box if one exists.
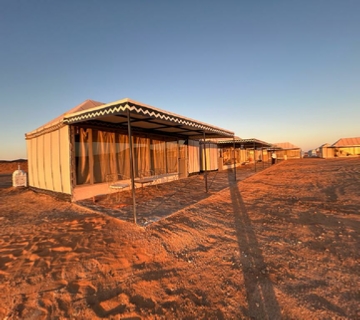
[227,170,281,319]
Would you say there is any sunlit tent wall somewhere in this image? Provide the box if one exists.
[217,138,273,170]
[331,137,360,158]
[26,125,71,195]
[318,143,334,158]
[25,100,104,198]
[188,140,201,174]
[272,142,301,159]
[26,98,233,201]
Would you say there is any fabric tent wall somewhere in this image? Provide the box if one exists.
[200,143,218,171]
[237,149,247,164]
[220,147,247,167]
[223,147,262,165]
[335,146,360,157]
[320,147,334,158]
[221,147,233,165]
[188,140,200,174]
[74,128,184,185]
[275,149,301,159]
[26,126,71,194]
[286,149,301,159]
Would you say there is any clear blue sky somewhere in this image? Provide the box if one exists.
[1,0,359,160]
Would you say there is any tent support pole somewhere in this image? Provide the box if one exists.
[89,129,94,185]
[254,142,256,172]
[127,109,137,224]
[203,131,208,193]
[176,138,179,177]
[240,145,243,165]
[233,137,236,181]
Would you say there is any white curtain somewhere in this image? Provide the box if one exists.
[151,139,166,174]
[76,128,90,184]
[75,128,185,185]
[166,141,178,173]
[116,133,130,178]
[93,130,116,183]
[188,140,200,173]
[134,137,150,177]
[201,143,218,171]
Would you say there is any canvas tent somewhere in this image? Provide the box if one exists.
[217,138,273,170]
[26,99,104,197]
[25,98,234,221]
[271,142,302,159]
[318,143,333,158]
[331,137,360,157]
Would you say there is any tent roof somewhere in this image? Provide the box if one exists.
[63,98,234,139]
[331,137,360,147]
[319,143,330,148]
[273,142,300,150]
[217,138,273,148]
[26,100,104,138]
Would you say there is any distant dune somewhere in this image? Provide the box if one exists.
[0,159,27,163]
[0,159,28,174]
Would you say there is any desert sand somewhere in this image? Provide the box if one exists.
[0,158,359,319]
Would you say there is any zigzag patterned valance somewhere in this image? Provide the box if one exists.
[217,138,273,148]
[63,99,234,139]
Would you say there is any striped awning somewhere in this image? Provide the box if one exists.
[63,98,234,139]
[217,138,273,148]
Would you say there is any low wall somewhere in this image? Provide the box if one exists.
[72,172,179,202]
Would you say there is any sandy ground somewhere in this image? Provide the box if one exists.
[0,158,359,319]
[0,160,28,189]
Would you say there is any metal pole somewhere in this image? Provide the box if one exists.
[165,140,168,174]
[262,148,264,169]
[127,109,137,224]
[269,150,271,166]
[233,137,236,181]
[203,132,208,193]
[254,142,256,172]
[177,138,179,176]
[240,144,243,166]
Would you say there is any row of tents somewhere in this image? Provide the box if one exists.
[25,98,302,203]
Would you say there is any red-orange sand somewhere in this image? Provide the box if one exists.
[0,158,359,319]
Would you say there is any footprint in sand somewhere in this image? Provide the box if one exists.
[98,292,130,316]
[51,247,73,253]
[67,280,97,295]
[51,265,67,282]
[0,254,17,271]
